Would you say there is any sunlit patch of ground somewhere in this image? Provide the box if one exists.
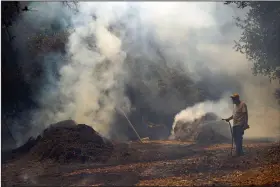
[203,142,272,151]
[137,164,280,186]
[139,140,194,145]
[65,157,198,177]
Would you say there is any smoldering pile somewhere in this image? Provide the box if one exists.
[172,113,231,144]
[9,120,114,163]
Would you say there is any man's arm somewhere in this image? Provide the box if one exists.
[223,115,233,122]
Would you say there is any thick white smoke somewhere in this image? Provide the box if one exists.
[26,2,132,137]
[171,96,232,135]
[10,2,279,142]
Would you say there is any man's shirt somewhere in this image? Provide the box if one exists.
[233,101,248,127]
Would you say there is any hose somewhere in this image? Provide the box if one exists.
[228,121,234,156]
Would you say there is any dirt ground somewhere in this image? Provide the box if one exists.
[2,140,280,186]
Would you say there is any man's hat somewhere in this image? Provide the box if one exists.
[230,93,240,99]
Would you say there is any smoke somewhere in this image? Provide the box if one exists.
[171,96,232,135]
[32,8,130,136]
[240,76,280,138]
[172,74,280,139]
[11,2,132,139]
[171,79,280,139]
[8,2,280,143]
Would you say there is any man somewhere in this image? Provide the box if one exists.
[223,93,249,156]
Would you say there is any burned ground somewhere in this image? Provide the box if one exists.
[2,120,280,186]
[2,138,280,186]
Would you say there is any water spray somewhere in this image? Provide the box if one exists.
[195,118,234,156]
[200,120,224,126]
[115,107,143,143]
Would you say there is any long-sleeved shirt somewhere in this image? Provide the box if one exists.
[233,101,248,126]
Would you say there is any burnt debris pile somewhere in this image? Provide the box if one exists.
[173,113,231,144]
[11,120,114,163]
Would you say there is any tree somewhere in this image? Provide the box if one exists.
[225,1,280,80]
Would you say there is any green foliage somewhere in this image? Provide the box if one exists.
[225,1,280,80]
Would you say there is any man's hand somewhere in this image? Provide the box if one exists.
[222,118,230,122]
[243,124,250,130]
[222,115,233,123]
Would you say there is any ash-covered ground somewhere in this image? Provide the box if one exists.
[2,137,280,186]
[2,120,280,186]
